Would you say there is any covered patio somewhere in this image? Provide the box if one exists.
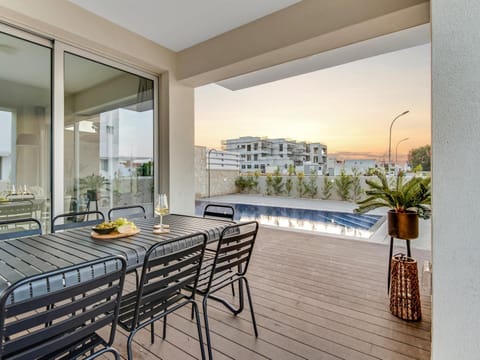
[0,0,478,359]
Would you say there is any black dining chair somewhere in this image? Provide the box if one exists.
[0,255,126,360]
[108,204,147,221]
[117,233,208,360]
[0,217,42,240]
[51,210,105,233]
[203,204,235,221]
[194,221,259,360]
[203,203,237,296]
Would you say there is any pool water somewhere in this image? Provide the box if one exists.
[195,201,384,239]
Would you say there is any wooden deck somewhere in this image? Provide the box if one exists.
[110,226,431,359]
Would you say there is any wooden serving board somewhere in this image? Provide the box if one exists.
[91,228,140,240]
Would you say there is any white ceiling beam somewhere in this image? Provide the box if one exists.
[177,0,430,87]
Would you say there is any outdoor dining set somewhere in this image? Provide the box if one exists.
[0,203,256,360]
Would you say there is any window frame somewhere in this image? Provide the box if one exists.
[53,42,158,216]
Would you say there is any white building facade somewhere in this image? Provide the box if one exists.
[222,136,327,174]
[206,149,240,171]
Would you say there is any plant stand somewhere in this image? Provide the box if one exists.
[86,198,99,220]
[389,254,422,321]
[387,237,411,293]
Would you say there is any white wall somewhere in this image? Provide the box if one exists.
[168,76,195,214]
[431,0,480,358]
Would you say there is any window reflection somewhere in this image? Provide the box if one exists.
[64,53,154,217]
[0,32,51,231]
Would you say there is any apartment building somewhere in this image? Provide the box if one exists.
[222,136,327,174]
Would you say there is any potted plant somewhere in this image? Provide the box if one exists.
[79,173,109,201]
[354,170,431,239]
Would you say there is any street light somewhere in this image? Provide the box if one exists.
[395,137,409,172]
[388,110,410,173]
[207,148,218,198]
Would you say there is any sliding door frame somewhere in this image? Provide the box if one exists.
[52,42,159,217]
[0,22,160,220]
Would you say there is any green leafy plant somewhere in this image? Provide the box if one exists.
[351,167,363,202]
[79,173,110,201]
[272,168,284,195]
[287,164,296,176]
[285,177,293,196]
[265,174,274,195]
[235,176,247,193]
[79,173,109,192]
[334,170,353,201]
[253,171,261,193]
[303,169,318,198]
[354,170,431,219]
[296,172,305,197]
[321,176,333,200]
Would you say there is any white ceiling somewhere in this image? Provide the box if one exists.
[0,31,123,94]
[68,0,301,52]
[0,32,50,90]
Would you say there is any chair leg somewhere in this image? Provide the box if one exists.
[163,314,167,339]
[237,278,245,314]
[192,301,206,360]
[202,296,214,360]
[242,277,258,337]
[126,330,136,360]
[113,348,121,360]
[83,347,121,360]
[150,321,155,344]
[207,279,245,315]
[134,269,139,289]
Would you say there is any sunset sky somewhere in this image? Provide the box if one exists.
[194,44,431,162]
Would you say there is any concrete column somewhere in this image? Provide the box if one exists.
[431,0,480,358]
[168,76,195,215]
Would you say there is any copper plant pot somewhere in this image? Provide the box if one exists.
[388,210,419,239]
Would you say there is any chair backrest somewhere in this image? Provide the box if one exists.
[0,255,126,360]
[205,221,258,292]
[0,218,42,240]
[126,233,207,330]
[203,204,235,221]
[51,210,105,233]
[108,205,147,221]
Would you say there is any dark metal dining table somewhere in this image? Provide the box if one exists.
[0,214,232,293]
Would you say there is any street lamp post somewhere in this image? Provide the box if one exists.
[388,110,410,174]
[207,148,218,198]
[395,137,409,173]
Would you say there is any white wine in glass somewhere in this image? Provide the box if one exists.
[154,194,169,229]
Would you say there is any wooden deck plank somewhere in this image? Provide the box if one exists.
[108,226,431,359]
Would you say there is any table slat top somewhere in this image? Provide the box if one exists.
[0,214,232,291]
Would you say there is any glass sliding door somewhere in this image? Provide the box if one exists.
[0,30,51,230]
[64,52,154,217]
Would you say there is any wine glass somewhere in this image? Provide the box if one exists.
[154,194,169,229]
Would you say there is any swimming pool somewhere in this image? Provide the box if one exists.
[195,201,384,239]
